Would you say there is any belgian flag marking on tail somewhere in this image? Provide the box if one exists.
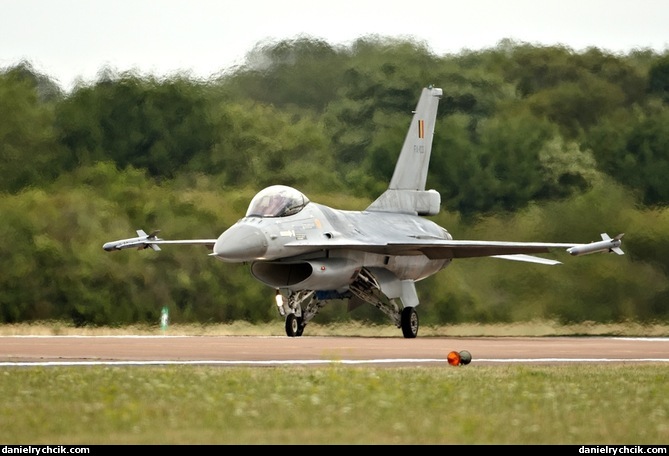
[418,119,425,139]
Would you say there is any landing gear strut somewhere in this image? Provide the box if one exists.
[276,275,421,338]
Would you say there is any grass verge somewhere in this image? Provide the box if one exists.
[0,364,667,444]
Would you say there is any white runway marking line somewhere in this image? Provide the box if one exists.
[1,358,669,367]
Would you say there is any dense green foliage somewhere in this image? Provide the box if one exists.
[1,364,667,444]
[1,37,668,327]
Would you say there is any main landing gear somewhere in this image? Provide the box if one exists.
[283,307,418,338]
[400,307,419,339]
[275,274,421,338]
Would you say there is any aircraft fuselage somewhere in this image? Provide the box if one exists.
[212,202,452,291]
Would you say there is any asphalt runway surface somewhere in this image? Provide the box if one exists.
[1,335,668,367]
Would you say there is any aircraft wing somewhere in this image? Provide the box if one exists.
[147,240,217,247]
[397,239,573,260]
[284,234,624,265]
[285,239,567,262]
[397,234,625,261]
[103,234,216,251]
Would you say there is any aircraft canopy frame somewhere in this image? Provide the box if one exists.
[246,185,310,218]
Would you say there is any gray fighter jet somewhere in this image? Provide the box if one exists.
[103,86,624,338]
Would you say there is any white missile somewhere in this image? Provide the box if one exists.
[567,233,624,257]
[102,229,162,252]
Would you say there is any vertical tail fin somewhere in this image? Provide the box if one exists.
[366,86,442,215]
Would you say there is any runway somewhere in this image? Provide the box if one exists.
[1,335,668,367]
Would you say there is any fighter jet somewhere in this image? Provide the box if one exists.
[103,86,624,338]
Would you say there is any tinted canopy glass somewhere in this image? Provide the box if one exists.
[246,185,310,217]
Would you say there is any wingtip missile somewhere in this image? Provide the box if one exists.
[102,229,162,252]
[567,233,624,257]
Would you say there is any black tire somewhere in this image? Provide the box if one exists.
[400,307,419,338]
[285,314,304,337]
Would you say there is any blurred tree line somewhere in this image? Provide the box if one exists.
[1,37,668,328]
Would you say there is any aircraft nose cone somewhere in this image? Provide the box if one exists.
[213,225,268,262]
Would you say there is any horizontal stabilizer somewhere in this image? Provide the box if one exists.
[491,254,562,265]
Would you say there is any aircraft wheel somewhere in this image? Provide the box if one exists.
[285,314,304,337]
[400,307,419,339]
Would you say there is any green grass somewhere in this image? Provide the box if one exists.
[0,364,667,444]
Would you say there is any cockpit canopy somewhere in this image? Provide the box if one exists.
[246,185,310,217]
